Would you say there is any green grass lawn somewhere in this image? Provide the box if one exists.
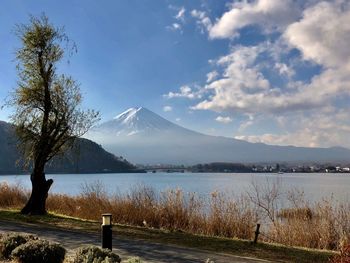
[0,209,336,263]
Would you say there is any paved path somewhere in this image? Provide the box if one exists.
[0,220,273,263]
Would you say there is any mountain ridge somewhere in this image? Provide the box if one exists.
[0,120,137,174]
[87,107,350,165]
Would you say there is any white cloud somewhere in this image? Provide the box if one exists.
[163,106,172,112]
[275,63,295,78]
[164,85,203,99]
[168,6,186,32]
[193,45,280,113]
[284,1,350,69]
[175,7,186,22]
[215,116,232,124]
[209,0,300,39]
[191,9,212,33]
[167,23,182,31]
[238,120,254,132]
[235,108,350,148]
[206,71,218,83]
[175,118,181,122]
[193,44,350,114]
[192,5,350,114]
[172,1,350,147]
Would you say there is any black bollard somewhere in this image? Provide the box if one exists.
[101,214,112,250]
[253,223,261,244]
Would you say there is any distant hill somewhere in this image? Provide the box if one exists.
[87,107,350,165]
[0,120,137,174]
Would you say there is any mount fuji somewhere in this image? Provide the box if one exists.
[94,107,196,137]
[87,107,350,165]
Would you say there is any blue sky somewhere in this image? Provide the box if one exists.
[1,0,350,148]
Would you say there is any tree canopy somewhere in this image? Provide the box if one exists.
[9,14,99,214]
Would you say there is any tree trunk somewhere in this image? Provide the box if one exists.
[21,170,53,215]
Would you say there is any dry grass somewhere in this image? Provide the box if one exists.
[269,200,350,250]
[330,244,350,263]
[0,181,349,251]
[0,183,28,209]
[46,184,255,240]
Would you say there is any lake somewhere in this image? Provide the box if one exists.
[0,172,349,204]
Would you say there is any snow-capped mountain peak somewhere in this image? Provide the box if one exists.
[94,107,187,136]
[114,107,143,121]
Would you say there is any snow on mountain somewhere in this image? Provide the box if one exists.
[92,107,195,136]
[87,107,350,165]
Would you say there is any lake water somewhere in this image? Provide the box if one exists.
[0,172,349,204]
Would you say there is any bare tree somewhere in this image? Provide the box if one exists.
[247,177,283,224]
[9,15,99,215]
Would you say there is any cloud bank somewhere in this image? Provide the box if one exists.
[167,0,350,148]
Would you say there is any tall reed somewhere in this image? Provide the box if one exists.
[0,182,28,208]
[0,181,349,250]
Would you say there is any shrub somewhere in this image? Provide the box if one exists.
[0,233,37,259]
[11,240,66,263]
[71,245,121,263]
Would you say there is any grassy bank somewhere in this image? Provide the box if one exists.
[0,181,349,252]
[0,209,336,263]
